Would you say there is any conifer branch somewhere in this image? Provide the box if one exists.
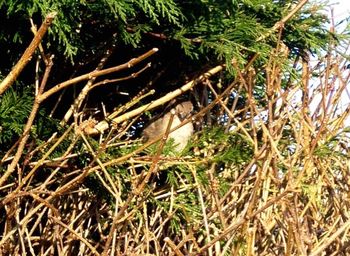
[257,0,309,42]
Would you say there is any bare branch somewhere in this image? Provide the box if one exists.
[0,12,57,95]
[38,48,159,103]
[0,57,54,187]
[87,64,224,134]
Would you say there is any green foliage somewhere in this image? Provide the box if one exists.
[197,126,229,147]
[0,0,332,68]
[143,137,186,156]
[173,0,330,71]
[0,1,348,253]
[85,173,114,203]
[149,185,202,234]
[314,128,350,158]
[196,127,253,165]
[0,87,33,144]
[166,164,194,187]
[0,0,182,61]
[32,110,61,141]
[214,134,253,165]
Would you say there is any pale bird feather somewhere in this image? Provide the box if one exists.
[143,101,194,151]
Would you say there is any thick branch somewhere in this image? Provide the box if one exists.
[87,65,224,134]
[0,12,57,95]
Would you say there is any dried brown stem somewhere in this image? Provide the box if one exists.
[0,12,57,95]
[0,57,54,188]
[62,42,117,124]
[87,64,224,134]
[38,48,158,103]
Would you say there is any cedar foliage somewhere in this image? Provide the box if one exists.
[1,0,350,255]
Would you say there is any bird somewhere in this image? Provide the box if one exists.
[142,101,194,151]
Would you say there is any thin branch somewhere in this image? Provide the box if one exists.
[89,62,151,91]
[38,48,158,103]
[0,12,57,95]
[51,216,101,256]
[256,0,309,42]
[0,56,54,188]
[101,109,176,255]
[87,64,224,134]
[62,40,118,124]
